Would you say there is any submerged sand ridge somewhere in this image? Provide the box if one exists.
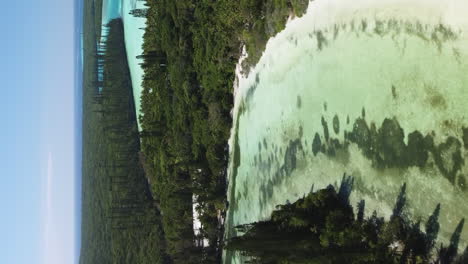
[225,0,468,262]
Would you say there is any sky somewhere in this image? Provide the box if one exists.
[0,0,80,263]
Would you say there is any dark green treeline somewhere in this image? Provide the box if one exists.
[138,0,310,263]
[226,176,468,264]
[80,18,168,264]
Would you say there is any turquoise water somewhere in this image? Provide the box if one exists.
[121,0,146,130]
[101,0,121,24]
[226,0,468,262]
[100,0,146,129]
[98,0,120,93]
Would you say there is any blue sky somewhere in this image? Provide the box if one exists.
[0,0,80,263]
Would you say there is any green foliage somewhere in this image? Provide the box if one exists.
[94,0,103,41]
[80,17,167,264]
[226,178,466,264]
[138,1,312,262]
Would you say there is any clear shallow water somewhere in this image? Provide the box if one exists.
[226,0,468,262]
[101,0,146,129]
[101,0,121,25]
[121,0,146,129]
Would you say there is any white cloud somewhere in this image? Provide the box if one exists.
[42,152,66,264]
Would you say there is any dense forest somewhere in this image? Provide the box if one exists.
[227,176,468,264]
[80,1,313,262]
[137,0,309,262]
[80,2,167,261]
[80,1,468,264]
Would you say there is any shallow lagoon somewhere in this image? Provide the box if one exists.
[226,0,468,262]
[101,0,146,129]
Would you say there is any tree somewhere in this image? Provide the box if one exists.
[129,8,147,18]
[425,204,441,255]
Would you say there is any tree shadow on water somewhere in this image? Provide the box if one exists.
[226,174,467,264]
